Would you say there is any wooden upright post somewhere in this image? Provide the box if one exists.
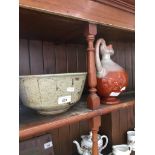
[84,23,100,110]
[90,116,101,155]
[85,23,101,155]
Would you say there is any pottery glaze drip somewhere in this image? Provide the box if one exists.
[95,38,128,104]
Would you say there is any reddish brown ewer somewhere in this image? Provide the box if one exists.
[95,38,128,104]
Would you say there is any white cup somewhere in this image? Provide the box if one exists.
[127,131,135,151]
[112,144,132,155]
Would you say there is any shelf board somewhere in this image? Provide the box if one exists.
[19,0,134,31]
[20,92,135,140]
[20,8,134,43]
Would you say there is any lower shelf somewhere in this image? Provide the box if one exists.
[20,92,135,140]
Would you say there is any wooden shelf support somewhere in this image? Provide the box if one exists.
[85,23,101,155]
[90,116,101,155]
[85,23,100,110]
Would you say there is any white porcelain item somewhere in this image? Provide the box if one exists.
[112,144,132,155]
[127,131,135,151]
[19,72,87,115]
[73,132,108,155]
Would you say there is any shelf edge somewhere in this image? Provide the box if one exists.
[20,99,134,141]
[19,0,135,31]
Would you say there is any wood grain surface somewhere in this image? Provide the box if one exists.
[19,0,134,30]
[19,32,134,155]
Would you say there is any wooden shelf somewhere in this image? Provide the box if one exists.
[19,2,135,155]
[19,0,134,31]
[20,92,134,140]
[20,8,134,43]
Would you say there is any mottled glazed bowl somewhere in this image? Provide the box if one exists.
[19,72,87,115]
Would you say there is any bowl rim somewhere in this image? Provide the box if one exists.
[19,72,87,78]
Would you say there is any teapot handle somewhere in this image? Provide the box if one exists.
[100,135,108,151]
[128,144,132,153]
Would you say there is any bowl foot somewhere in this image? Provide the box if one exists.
[37,107,69,115]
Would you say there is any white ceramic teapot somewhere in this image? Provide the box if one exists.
[112,144,132,155]
[73,132,108,155]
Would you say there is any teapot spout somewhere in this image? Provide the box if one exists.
[73,140,83,155]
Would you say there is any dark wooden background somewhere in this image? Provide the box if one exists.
[19,38,135,155]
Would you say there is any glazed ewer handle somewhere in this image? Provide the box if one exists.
[100,135,108,151]
[95,38,106,78]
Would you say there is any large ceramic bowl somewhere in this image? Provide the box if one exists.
[19,72,87,115]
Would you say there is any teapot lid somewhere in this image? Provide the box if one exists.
[80,132,105,148]
[81,132,101,141]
